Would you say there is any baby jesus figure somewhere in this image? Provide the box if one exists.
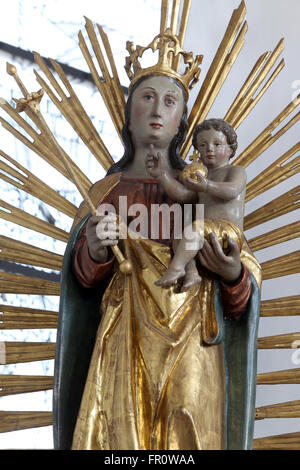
[146,118,247,291]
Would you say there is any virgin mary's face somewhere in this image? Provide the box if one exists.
[128,75,185,149]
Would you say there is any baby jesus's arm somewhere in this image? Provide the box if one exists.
[158,171,198,203]
[184,165,246,201]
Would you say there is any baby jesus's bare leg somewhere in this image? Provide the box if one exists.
[180,258,202,291]
[155,230,202,288]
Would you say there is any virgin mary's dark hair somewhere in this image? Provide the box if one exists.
[106,75,188,175]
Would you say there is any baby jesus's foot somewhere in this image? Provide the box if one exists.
[155,267,186,287]
[180,271,202,292]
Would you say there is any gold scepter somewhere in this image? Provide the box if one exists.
[6,62,132,274]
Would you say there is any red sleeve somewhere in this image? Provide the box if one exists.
[73,227,115,288]
[220,264,252,321]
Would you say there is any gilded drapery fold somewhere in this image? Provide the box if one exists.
[72,236,226,450]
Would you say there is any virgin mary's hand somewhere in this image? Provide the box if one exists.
[145,144,166,179]
[86,213,119,263]
[198,233,242,283]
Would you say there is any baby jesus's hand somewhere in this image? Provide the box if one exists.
[183,171,208,193]
[145,144,165,178]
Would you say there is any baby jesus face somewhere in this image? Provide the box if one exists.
[195,128,233,170]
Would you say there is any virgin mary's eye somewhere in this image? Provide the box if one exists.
[165,97,175,106]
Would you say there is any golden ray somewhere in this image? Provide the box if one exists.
[257,368,300,385]
[253,432,300,450]
[0,412,52,433]
[261,250,300,280]
[225,39,285,129]
[0,149,77,218]
[181,0,247,159]
[234,94,300,168]
[173,0,193,70]
[1,342,56,364]
[260,295,300,317]
[255,400,300,420]
[0,235,63,271]
[257,332,300,349]
[244,185,300,230]
[245,142,300,202]
[96,23,126,120]
[0,272,60,296]
[33,53,113,171]
[0,305,58,330]
[232,60,285,130]
[78,17,125,141]
[0,199,69,242]
[177,0,192,45]
[170,0,181,35]
[248,220,300,252]
[160,0,169,34]
[4,67,131,274]
[225,52,270,121]
[0,100,91,194]
[4,71,131,274]
[3,62,92,193]
[0,375,54,397]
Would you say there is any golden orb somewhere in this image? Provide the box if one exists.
[182,161,207,181]
[119,260,133,274]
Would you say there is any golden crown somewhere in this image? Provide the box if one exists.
[124,28,203,96]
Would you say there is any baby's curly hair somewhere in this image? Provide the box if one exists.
[192,118,238,158]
